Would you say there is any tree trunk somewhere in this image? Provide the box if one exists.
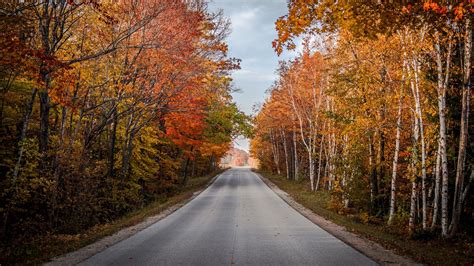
[108,108,118,177]
[409,99,422,231]
[329,133,336,191]
[316,134,324,191]
[449,16,472,237]
[293,127,298,180]
[432,143,441,229]
[49,104,68,229]
[121,131,135,183]
[182,146,194,186]
[12,88,38,181]
[377,130,385,214]
[269,129,279,174]
[309,153,315,191]
[191,153,196,178]
[369,134,378,214]
[281,129,290,179]
[435,34,451,237]
[4,88,38,234]
[411,57,428,229]
[39,89,50,156]
[182,157,191,186]
[388,75,404,225]
[409,180,417,233]
[324,151,329,189]
[208,154,215,173]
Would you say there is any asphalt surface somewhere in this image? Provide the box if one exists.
[81,168,375,265]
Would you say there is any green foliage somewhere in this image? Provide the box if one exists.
[204,102,253,141]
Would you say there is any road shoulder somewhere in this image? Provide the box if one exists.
[46,172,223,266]
[256,172,417,265]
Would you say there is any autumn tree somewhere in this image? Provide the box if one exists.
[0,1,249,262]
[253,0,473,238]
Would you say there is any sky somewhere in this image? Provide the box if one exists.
[208,0,301,152]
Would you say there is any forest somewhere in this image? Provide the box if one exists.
[1,0,473,264]
[0,0,250,261]
[252,0,472,239]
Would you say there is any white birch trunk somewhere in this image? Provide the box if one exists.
[309,154,315,191]
[432,142,441,228]
[412,58,428,229]
[287,81,318,189]
[388,63,405,225]
[281,129,290,180]
[409,180,417,232]
[409,111,420,232]
[293,126,298,180]
[435,34,451,237]
[450,16,472,236]
[316,134,324,191]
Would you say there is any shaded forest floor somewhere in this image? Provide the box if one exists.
[256,170,474,265]
[1,169,224,265]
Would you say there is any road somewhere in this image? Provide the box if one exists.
[81,168,375,265]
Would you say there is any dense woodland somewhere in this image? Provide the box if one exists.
[252,1,473,238]
[1,0,473,263]
[0,0,250,254]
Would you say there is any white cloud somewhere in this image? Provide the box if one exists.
[230,8,260,30]
[208,0,300,115]
[232,69,278,82]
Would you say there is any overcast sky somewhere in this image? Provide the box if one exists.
[208,0,300,152]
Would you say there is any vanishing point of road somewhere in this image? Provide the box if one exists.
[81,168,375,265]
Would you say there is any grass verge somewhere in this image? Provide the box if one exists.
[256,170,474,265]
[2,169,225,265]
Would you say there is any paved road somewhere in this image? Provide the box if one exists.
[81,168,375,265]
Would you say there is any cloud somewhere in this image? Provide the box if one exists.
[230,8,260,30]
[209,0,299,116]
[233,69,278,82]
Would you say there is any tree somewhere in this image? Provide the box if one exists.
[252,0,473,238]
[0,1,246,259]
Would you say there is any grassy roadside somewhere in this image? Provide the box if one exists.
[256,170,474,265]
[2,169,225,265]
